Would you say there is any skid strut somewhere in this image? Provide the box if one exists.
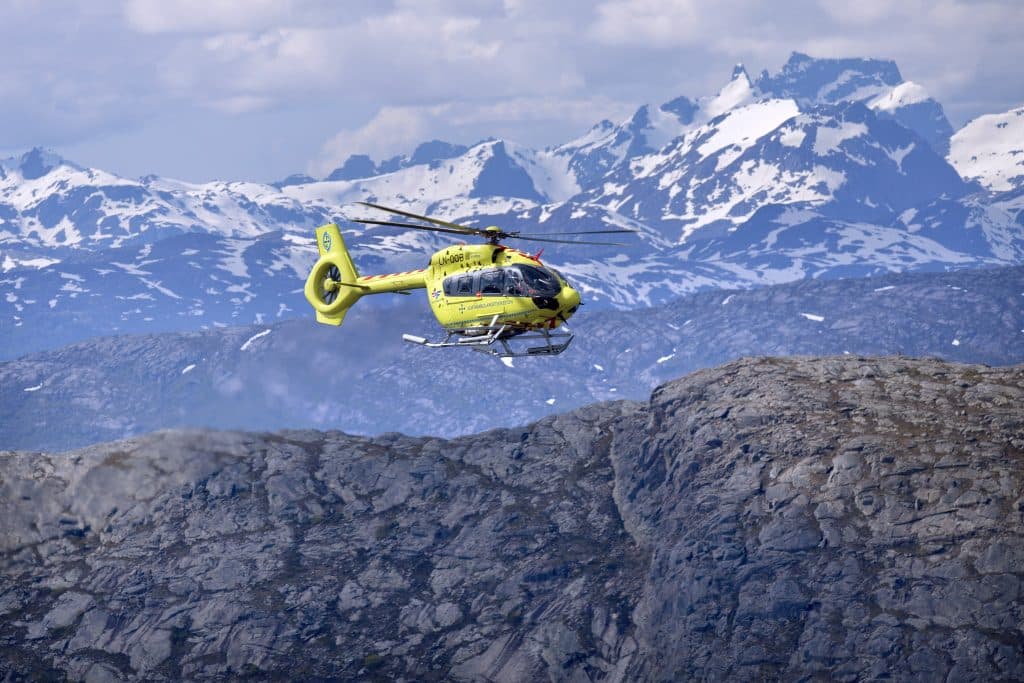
[402,316,573,358]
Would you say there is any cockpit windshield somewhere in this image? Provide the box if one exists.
[519,265,562,296]
[443,264,563,298]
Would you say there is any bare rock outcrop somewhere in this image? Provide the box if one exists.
[1,356,1022,681]
[613,356,1024,680]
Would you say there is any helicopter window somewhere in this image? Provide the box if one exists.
[504,268,527,296]
[479,269,504,295]
[517,265,561,297]
[443,273,475,296]
[442,266,561,298]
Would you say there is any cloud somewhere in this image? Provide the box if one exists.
[1,0,1020,181]
[313,106,447,176]
[123,0,296,33]
[311,94,638,177]
[590,0,701,47]
[0,4,161,147]
[142,8,534,116]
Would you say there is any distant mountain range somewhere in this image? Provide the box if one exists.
[1,52,1022,360]
[3,263,1022,452]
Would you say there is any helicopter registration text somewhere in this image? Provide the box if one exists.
[437,252,466,267]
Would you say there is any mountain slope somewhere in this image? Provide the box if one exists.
[3,264,1022,452]
[948,106,1024,192]
[2,356,1022,680]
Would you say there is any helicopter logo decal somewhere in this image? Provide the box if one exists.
[321,232,332,252]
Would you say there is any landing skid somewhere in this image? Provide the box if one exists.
[402,322,573,358]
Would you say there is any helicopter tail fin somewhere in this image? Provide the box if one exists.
[304,223,363,327]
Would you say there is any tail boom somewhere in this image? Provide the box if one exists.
[304,223,426,326]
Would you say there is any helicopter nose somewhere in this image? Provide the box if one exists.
[561,286,581,318]
[568,286,580,308]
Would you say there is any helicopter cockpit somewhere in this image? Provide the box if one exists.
[442,264,563,298]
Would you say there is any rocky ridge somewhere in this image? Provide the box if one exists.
[2,356,1023,681]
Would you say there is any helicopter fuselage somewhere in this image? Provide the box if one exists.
[304,224,581,333]
[423,243,581,331]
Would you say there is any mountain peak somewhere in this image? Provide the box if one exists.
[273,173,317,188]
[660,95,697,125]
[10,147,74,180]
[757,53,903,105]
[325,154,377,182]
[704,65,754,119]
[787,51,813,67]
[466,138,543,201]
[408,139,469,167]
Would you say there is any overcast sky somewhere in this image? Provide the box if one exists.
[1,0,1021,183]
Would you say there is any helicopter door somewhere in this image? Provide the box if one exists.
[504,268,526,296]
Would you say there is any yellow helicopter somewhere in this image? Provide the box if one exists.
[303,202,634,357]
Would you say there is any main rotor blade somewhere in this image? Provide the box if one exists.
[356,201,479,233]
[353,218,485,238]
[512,235,628,246]
[516,228,638,237]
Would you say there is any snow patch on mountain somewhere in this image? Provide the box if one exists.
[505,141,580,202]
[240,329,271,351]
[948,106,1024,192]
[870,81,932,112]
[703,67,755,119]
[700,99,800,167]
[285,140,548,214]
[813,121,868,155]
[2,255,61,272]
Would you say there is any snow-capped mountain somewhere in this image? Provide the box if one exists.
[549,65,759,190]
[754,52,954,155]
[581,97,969,246]
[948,106,1024,192]
[322,139,471,182]
[0,148,334,256]
[1,52,1022,359]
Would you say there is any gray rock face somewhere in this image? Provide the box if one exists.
[612,357,1024,680]
[1,356,1022,680]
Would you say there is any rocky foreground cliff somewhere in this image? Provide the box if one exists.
[1,356,1023,681]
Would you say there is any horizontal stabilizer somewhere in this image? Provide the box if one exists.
[316,310,347,326]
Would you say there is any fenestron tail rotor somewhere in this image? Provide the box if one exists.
[353,202,636,246]
[320,264,342,304]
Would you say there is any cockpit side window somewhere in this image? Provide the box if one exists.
[443,273,475,296]
[442,265,562,298]
[504,268,526,296]
[518,265,561,297]
[479,269,503,295]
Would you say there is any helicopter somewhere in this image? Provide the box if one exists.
[303,202,634,358]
